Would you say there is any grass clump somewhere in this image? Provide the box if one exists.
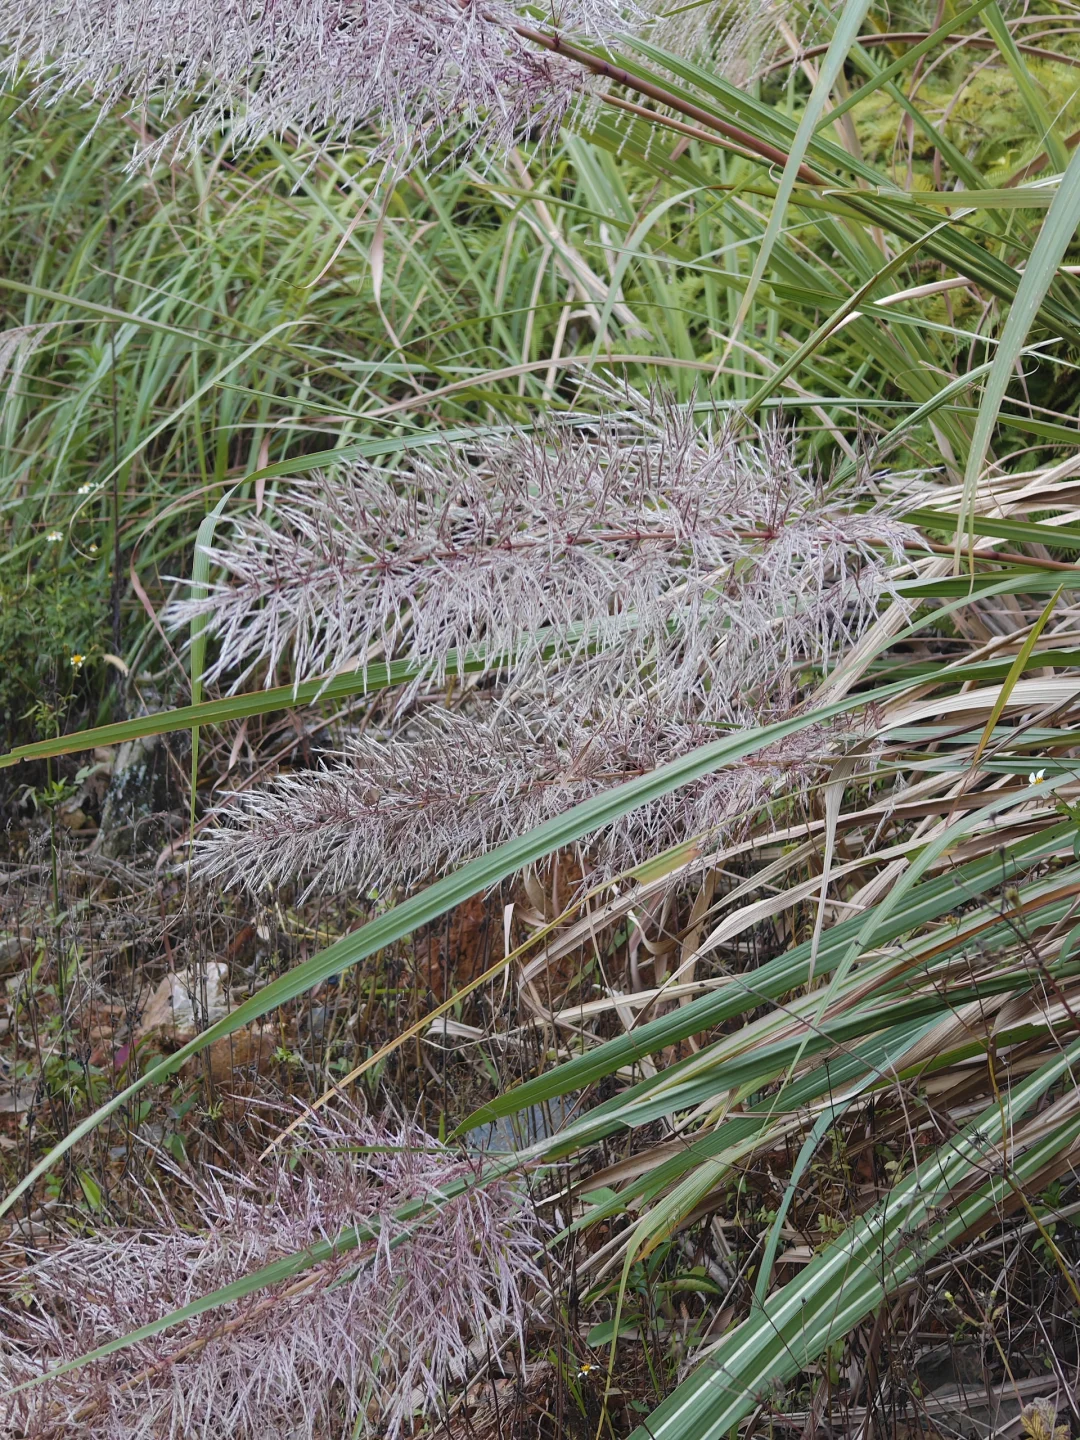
[4,2,1080,1438]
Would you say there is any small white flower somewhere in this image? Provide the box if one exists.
[45,530,63,543]
[1029,769,1046,786]
[69,653,85,672]
[88,542,99,554]
[77,482,96,495]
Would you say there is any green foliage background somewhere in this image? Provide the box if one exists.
[6,3,1080,1436]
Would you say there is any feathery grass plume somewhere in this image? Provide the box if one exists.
[168,399,918,712]
[185,401,912,899]
[0,1113,541,1439]
[0,0,640,167]
[194,705,858,901]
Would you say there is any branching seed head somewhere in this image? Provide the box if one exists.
[0,1113,542,1439]
[1,0,797,166]
[180,399,917,899]
[0,0,627,165]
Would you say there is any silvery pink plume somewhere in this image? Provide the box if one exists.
[0,0,639,166]
[176,401,916,899]
[194,705,854,900]
[167,400,916,714]
[0,1113,542,1439]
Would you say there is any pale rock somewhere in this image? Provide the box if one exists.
[138,963,231,1040]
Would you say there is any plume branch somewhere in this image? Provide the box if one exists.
[0,1113,541,1439]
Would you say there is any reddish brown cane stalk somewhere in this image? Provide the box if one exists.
[511,19,827,185]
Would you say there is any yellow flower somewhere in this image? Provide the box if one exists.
[69,653,85,672]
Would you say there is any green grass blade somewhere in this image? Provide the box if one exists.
[984,1,1070,174]
[0,654,482,767]
[815,0,994,133]
[957,143,1080,560]
[972,585,1063,764]
[729,0,872,344]
[455,824,1072,1131]
[628,1039,1080,1440]
[743,222,956,417]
